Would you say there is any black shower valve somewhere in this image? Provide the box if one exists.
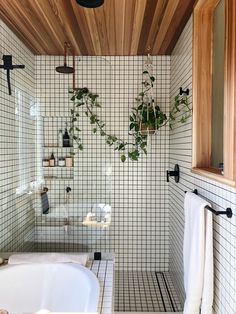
[166,164,180,183]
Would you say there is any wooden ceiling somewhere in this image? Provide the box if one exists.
[0,0,196,55]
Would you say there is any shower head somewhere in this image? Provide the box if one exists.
[55,65,74,74]
[76,0,104,8]
[55,42,74,74]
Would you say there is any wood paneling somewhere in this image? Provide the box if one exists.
[192,0,236,187]
[0,0,196,55]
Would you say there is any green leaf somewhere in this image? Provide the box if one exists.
[121,155,126,163]
[118,143,125,151]
[92,128,97,134]
[78,144,84,151]
[130,123,135,130]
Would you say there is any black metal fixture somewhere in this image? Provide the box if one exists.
[0,55,25,95]
[166,164,180,183]
[179,87,189,96]
[55,42,74,74]
[185,189,233,218]
[94,252,102,260]
[76,0,104,8]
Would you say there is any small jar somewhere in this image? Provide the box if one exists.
[58,157,66,167]
[65,156,73,167]
[42,159,49,167]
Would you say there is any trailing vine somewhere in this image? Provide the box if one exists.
[69,68,191,162]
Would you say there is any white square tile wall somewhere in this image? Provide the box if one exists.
[35,55,170,271]
[170,16,236,314]
[0,19,36,251]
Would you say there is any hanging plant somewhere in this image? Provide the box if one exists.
[69,59,191,162]
[169,93,191,129]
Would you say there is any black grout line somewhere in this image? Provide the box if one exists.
[161,272,176,312]
[155,271,167,312]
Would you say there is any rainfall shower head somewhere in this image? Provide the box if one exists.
[55,65,74,74]
[76,0,104,8]
[55,42,74,74]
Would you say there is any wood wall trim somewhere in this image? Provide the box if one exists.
[224,0,236,180]
[192,0,236,187]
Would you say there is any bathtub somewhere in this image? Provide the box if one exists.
[0,263,100,313]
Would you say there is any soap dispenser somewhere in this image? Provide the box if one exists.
[63,127,70,147]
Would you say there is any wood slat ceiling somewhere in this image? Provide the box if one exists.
[0,0,196,55]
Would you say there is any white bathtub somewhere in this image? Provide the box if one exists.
[0,263,100,313]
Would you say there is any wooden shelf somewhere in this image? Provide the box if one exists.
[43,146,73,149]
[43,166,74,169]
[44,177,73,181]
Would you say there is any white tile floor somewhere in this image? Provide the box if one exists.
[87,259,114,314]
[115,271,182,312]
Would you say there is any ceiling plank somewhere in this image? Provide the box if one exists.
[94,6,109,55]
[114,0,125,55]
[104,0,116,55]
[83,8,102,55]
[33,0,68,54]
[70,0,95,55]
[13,0,60,53]
[123,0,136,55]
[130,0,147,55]
[152,0,180,54]
[49,0,86,55]
[146,0,168,54]
[137,0,159,55]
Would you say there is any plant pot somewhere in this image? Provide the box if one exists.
[140,124,156,135]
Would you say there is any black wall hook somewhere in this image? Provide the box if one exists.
[0,55,25,95]
[179,87,189,96]
[166,164,180,183]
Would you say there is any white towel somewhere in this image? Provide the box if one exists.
[8,253,88,266]
[183,192,213,314]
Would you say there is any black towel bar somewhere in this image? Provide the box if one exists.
[184,189,233,218]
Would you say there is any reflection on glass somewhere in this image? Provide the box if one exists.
[211,0,225,171]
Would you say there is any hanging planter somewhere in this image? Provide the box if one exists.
[129,56,167,136]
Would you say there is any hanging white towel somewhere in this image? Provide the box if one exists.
[183,192,213,314]
[8,252,88,266]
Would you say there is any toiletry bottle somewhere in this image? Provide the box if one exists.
[58,157,65,167]
[63,128,70,147]
[42,159,49,167]
[49,153,55,167]
[58,129,63,147]
[65,156,73,167]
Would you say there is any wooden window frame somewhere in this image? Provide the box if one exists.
[192,0,236,187]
